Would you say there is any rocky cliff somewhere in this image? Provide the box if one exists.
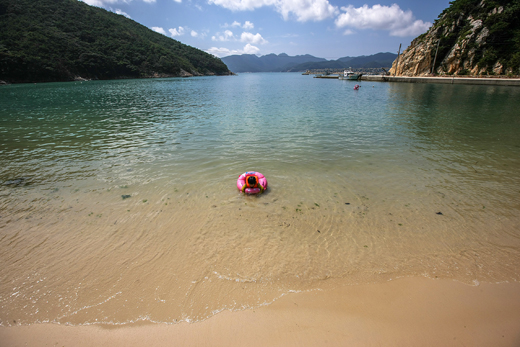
[390,0,520,76]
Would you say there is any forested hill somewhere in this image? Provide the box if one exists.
[0,0,231,83]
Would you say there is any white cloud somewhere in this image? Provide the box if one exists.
[390,19,431,37]
[207,0,337,22]
[211,29,266,44]
[206,47,236,57]
[207,0,273,11]
[212,30,235,41]
[223,21,255,29]
[191,30,199,37]
[276,0,338,21]
[80,0,118,6]
[173,0,182,3]
[335,4,431,37]
[240,32,268,45]
[206,43,260,57]
[169,26,186,37]
[115,9,131,18]
[80,0,155,5]
[243,43,260,54]
[152,27,167,35]
[243,20,254,29]
[343,29,354,35]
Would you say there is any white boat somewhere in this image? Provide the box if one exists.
[339,69,362,80]
[314,70,340,79]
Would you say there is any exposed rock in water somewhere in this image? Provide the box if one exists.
[390,0,520,77]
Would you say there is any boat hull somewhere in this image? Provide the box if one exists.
[339,74,362,80]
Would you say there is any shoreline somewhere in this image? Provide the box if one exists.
[2,277,520,346]
[0,72,236,86]
[361,75,520,86]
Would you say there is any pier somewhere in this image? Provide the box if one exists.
[360,75,520,87]
[314,74,340,79]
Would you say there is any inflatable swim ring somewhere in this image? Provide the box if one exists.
[237,171,268,194]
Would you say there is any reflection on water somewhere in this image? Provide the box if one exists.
[1,75,519,326]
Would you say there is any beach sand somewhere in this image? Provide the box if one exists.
[2,277,520,347]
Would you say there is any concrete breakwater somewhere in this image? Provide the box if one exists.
[361,75,520,87]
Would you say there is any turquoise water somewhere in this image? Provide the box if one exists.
[2,75,519,193]
[1,74,520,326]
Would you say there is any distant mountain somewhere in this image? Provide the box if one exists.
[222,53,327,73]
[220,54,266,73]
[0,0,231,83]
[337,56,354,63]
[222,52,396,72]
[344,53,398,68]
[286,60,345,71]
[286,52,397,71]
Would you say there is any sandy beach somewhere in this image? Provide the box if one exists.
[2,277,520,347]
[2,75,520,347]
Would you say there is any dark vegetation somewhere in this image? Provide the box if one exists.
[431,0,520,74]
[222,52,397,73]
[0,0,231,83]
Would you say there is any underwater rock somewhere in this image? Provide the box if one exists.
[2,177,32,187]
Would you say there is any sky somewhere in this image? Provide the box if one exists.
[79,0,451,59]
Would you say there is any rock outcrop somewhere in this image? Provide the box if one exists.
[390,0,520,76]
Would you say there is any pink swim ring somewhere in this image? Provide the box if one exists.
[237,171,268,194]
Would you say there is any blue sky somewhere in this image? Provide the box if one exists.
[80,0,451,59]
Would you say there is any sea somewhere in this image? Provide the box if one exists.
[1,73,519,326]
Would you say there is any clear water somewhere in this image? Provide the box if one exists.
[1,73,520,326]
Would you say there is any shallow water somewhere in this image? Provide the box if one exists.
[1,74,520,326]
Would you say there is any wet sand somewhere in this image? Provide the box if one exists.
[2,277,520,347]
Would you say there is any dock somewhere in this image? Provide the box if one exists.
[314,75,339,79]
[360,75,520,87]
